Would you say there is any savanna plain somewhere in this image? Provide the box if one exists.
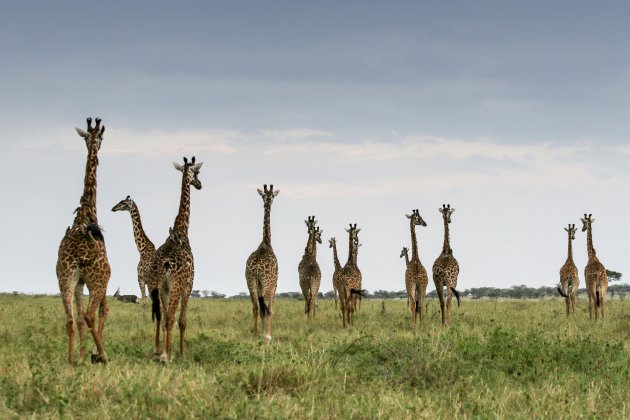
[0,294,628,419]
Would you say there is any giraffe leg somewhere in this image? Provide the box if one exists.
[178,290,191,357]
[587,291,593,320]
[73,283,87,361]
[97,295,109,342]
[264,295,273,340]
[334,288,338,310]
[445,286,453,324]
[435,277,446,326]
[85,289,108,364]
[61,289,76,366]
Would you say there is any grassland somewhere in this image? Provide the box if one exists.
[0,294,628,419]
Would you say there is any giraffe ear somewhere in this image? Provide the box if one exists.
[75,128,89,139]
[257,188,264,197]
[450,208,456,213]
[273,189,280,197]
[191,162,203,171]
[173,162,184,172]
[405,214,412,219]
[590,218,595,224]
[564,227,570,232]
[355,228,361,234]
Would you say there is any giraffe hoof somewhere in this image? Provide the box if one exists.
[264,334,272,341]
[158,353,168,364]
[91,354,107,364]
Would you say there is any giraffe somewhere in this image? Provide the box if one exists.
[245,184,280,340]
[338,224,364,328]
[299,216,323,317]
[581,214,608,320]
[557,224,579,316]
[400,247,410,308]
[400,247,410,266]
[112,195,156,302]
[329,237,342,309]
[148,156,202,362]
[404,209,429,327]
[56,117,111,365]
[432,204,461,326]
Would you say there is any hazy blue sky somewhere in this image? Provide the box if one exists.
[1,1,629,296]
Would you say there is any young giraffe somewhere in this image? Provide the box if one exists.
[581,214,608,320]
[432,204,461,326]
[112,195,156,302]
[338,224,364,328]
[557,224,579,316]
[246,184,280,340]
[404,209,429,327]
[56,118,111,365]
[329,237,342,310]
[148,156,202,362]
[400,247,410,308]
[299,216,323,317]
[400,247,410,266]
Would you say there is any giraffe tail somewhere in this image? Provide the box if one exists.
[414,283,421,314]
[258,296,269,317]
[350,288,366,297]
[150,288,161,322]
[595,283,601,307]
[87,223,104,241]
[450,287,461,307]
[557,284,569,298]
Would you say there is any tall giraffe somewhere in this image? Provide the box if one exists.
[148,156,202,362]
[56,118,111,365]
[112,195,156,302]
[581,214,608,320]
[246,184,280,340]
[338,224,364,328]
[299,216,323,317]
[557,224,579,316]
[432,204,461,326]
[329,237,342,309]
[404,209,429,327]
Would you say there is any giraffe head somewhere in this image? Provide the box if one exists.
[580,214,594,232]
[400,247,409,259]
[564,223,577,240]
[111,195,134,212]
[75,117,105,151]
[257,184,279,207]
[304,215,318,232]
[311,226,323,244]
[345,223,361,245]
[328,237,336,249]
[173,156,203,190]
[406,209,427,227]
[439,204,455,223]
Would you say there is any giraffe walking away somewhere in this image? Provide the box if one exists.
[338,224,364,328]
[557,224,579,316]
[581,214,608,320]
[56,117,111,365]
[299,216,323,317]
[432,204,461,326]
[246,184,280,340]
[112,195,156,302]
[404,209,429,327]
[329,238,342,309]
[147,156,202,362]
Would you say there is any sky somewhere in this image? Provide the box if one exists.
[1,1,629,296]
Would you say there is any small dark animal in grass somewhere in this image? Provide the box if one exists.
[114,288,138,303]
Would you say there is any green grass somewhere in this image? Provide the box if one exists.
[1,295,628,419]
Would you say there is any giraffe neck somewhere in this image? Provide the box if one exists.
[566,234,574,263]
[129,201,154,255]
[404,253,410,265]
[410,221,420,261]
[441,217,451,254]
[332,243,342,270]
[173,171,192,236]
[304,233,317,259]
[262,203,272,246]
[586,224,596,260]
[351,242,359,266]
[76,143,99,226]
